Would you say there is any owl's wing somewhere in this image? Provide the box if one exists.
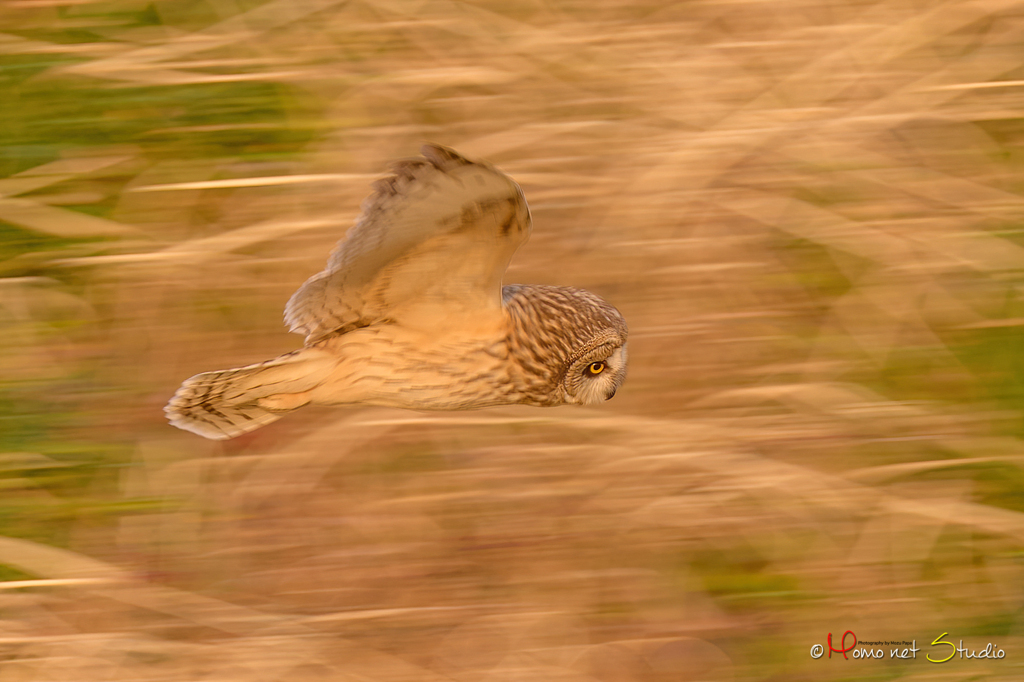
[284,144,532,344]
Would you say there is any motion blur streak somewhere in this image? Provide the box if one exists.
[2,1,1024,680]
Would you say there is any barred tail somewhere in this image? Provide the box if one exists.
[165,349,336,440]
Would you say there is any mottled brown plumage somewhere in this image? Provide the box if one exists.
[166,145,628,440]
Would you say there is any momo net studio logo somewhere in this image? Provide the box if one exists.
[809,631,1006,663]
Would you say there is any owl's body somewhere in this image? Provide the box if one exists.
[167,146,627,440]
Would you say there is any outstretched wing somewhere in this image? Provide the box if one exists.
[284,144,532,344]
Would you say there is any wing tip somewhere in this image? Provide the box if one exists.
[164,391,235,440]
[361,144,476,212]
[421,143,475,171]
[164,371,284,441]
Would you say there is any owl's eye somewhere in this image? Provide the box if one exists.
[585,361,606,377]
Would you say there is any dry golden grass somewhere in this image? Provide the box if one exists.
[3,0,1024,679]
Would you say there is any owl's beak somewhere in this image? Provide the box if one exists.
[605,387,617,400]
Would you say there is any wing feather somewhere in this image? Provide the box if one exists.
[284,144,531,344]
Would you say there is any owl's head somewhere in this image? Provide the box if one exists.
[502,284,628,406]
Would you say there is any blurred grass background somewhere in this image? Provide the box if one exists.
[3,0,1024,679]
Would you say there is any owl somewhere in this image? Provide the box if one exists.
[166,145,628,440]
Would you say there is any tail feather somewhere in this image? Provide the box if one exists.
[165,349,335,440]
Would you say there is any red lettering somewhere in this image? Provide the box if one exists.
[828,631,857,659]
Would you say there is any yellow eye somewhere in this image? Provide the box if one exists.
[586,361,606,376]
